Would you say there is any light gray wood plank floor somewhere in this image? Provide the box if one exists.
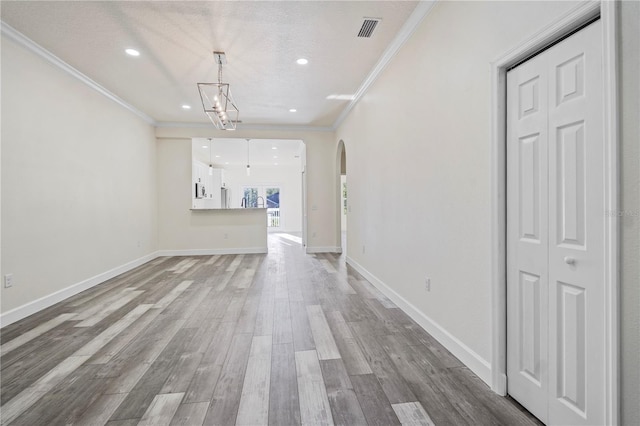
[0,234,542,426]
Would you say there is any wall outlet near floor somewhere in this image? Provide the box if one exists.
[362,245,366,254]
[425,277,431,292]
[223,233,229,239]
[312,232,317,238]
[4,274,14,288]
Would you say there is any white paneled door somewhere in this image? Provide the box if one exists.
[507,20,604,425]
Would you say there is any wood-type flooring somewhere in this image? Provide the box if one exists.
[0,234,541,425]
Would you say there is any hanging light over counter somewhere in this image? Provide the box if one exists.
[198,51,239,131]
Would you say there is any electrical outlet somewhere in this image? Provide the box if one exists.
[137,240,141,247]
[362,245,366,254]
[312,232,317,238]
[425,277,431,292]
[224,233,229,239]
[4,274,14,288]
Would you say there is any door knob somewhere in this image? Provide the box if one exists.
[564,256,576,265]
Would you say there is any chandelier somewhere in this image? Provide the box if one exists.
[197,51,239,131]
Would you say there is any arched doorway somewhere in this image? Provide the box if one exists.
[335,140,347,253]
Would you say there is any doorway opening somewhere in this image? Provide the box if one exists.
[336,140,347,254]
[191,137,306,243]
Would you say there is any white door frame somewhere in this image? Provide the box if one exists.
[489,1,619,424]
[335,139,346,254]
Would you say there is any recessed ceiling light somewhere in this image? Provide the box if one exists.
[181,104,191,110]
[274,163,279,166]
[215,155,221,158]
[225,162,229,165]
[125,48,140,57]
[296,58,308,65]
[273,156,278,159]
[289,108,297,112]
[202,145,208,148]
[272,147,278,150]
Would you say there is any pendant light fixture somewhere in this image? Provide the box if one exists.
[208,138,213,175]
[197,51,239,131]
[246,139,251,176]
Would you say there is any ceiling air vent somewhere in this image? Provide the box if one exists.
[357,18,381,38]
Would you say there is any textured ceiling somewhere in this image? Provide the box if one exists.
[1,1,419,128]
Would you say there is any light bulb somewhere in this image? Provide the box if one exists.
[246,165,251,176]
[209,164,213,175]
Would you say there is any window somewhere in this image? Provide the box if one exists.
[242,185,281,228]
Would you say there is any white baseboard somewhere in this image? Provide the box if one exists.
[157,247,267,256]
[0,252,160,328]
[306,246,342,254]
[345,256,493,387]
[494,373,508,396]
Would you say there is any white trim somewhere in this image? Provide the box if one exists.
[1,4,436,135]
[489,53,508,396]
[332,0,436,130]
[0,252,159,328]
[157,248,267,256]
[491,2,600,72]
[155,121,334,133]
[333,0,437,130]
[268,229,301,234]
[600,2,620,424]
[490,1,619,423]
[335,140,346,254]
[154,121,218,129]
[0,21,155,125]
[346,256,492,386]
[238,123,333,133]
[306,246,342,254]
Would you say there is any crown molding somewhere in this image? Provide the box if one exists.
[155,121,334,133]
[237,123,334,133]
[1,21,156,125]
[2,0,436,135]
[332,0,437,130]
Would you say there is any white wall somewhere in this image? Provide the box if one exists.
[1,35,158,320]
[157,138,267,253]
[336,0,639,421]
[224,163,302,233]
[157,129,334,252]
[336,0,582,375]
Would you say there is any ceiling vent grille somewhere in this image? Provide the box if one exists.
[357,18,381,38]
